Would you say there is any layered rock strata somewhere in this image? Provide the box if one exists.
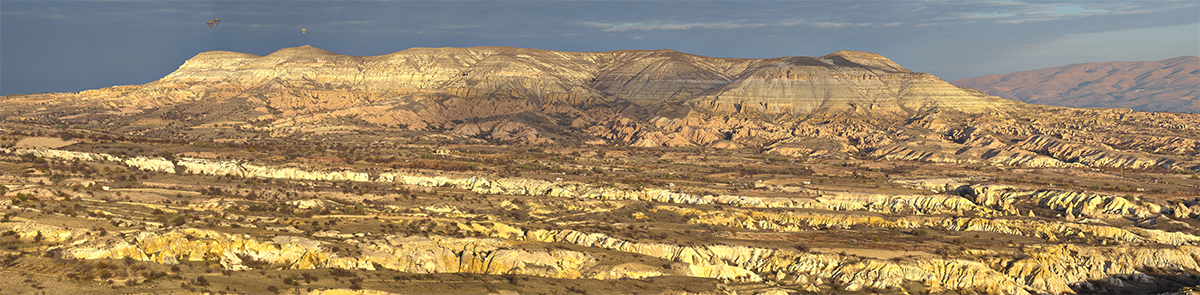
[30,46,1010,116]
[12,147,1192,223]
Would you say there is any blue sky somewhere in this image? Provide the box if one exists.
[1,0,1197,95]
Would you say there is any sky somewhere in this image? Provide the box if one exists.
[1,0,1197,95]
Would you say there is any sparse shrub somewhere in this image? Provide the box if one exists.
[566,285,589,294]
[330,268,355,277]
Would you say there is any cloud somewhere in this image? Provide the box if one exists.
[567,1,1186,34]
[578,19,879,32]
[0,10,66,20]
[330,20,371,25]
[2,0,1195,95]
[810,22,851,28]
[914,1,1195,26]
[579,21,765,32]
[439,24,482,29]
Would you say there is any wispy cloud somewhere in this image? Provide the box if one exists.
[810,22,852,28]
[578,19,880,32]
[439,24,481,29]
[579,21,764,32]
[330,20,372,25]
[0,10,67,20]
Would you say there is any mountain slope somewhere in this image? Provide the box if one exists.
[5,46,1200,295]
[951,56,1200,113]
[42,45,1012,115]
[2,46,1198,171]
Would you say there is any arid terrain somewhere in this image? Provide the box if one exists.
[952,56,1200,113]
[1,46,1199,295]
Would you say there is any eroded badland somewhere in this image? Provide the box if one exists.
[1,46,1199,295]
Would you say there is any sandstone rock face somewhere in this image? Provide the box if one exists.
[952,56,1200,113]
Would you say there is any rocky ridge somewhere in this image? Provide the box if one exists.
[13,147,1194,223]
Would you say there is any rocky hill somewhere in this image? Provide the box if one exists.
[952,56,1200,113]
[43,45,1014,113]
[4,46,1198,171]
[4,46,1013,129]
[2,46,1200,294]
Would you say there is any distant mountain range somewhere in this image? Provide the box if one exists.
[952,56,1200,113]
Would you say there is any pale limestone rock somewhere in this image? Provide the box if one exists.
[10,148,120,162]
[1033,190,1154,219]
[586,263,666,280]
[306,290,405,295]
[288,199,341,210]
[123,156,176,173]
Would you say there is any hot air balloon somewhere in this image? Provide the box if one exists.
[301,28,306,34]
[213,18,220,26]
[207,20,214,28]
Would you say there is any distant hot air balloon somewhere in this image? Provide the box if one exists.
[213,18,220,26]
[301,28,306,34]
[207,20,214,28]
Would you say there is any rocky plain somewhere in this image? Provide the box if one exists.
[1,45,1199,295]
